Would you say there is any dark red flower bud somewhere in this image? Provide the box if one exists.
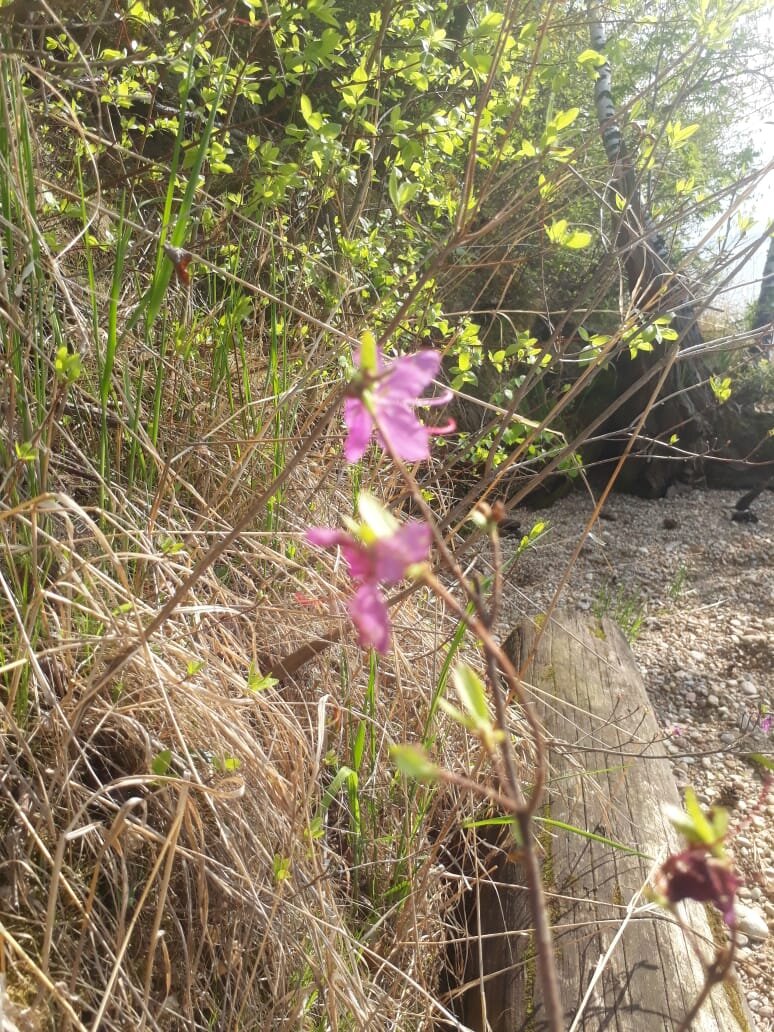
[658,846,740,926]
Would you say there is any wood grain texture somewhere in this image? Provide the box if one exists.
[461,610,752,1032]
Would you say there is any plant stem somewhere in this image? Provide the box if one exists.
[421,567,563,1032]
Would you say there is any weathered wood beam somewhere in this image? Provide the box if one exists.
[458,611,752,1032]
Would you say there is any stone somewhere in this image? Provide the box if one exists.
[735,904,769,941]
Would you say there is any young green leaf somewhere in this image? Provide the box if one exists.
[453,663,490,725]
[390,744,439,781]
[151,749,173,776]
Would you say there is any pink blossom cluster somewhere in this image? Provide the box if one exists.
[306,340,454,652]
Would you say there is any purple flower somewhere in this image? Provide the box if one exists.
[760,713,772,734]
[344,339,454,463]
[306,494,431,653]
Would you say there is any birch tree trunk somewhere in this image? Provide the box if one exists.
[753,230,774,350]
[585,1,714,496]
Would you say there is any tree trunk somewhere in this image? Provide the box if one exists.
[752,230,774,350]
[584,2,715,496]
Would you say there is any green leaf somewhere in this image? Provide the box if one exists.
[390,744,439,781]
[213,755,242,773]
[359,329,378,375]
[54,346,82,383]
[127,0,159,26]
[473,11,504,37]
[245,660,278,693]
[388,169,420,213]
[463,811,651,858]
[709,376,732,403]
[151,749,172,776]
[545,221,592,249]
[577,48,606,68]
[545,219,568,244]
[537,816,652,859]
[453,663,490,725]
[666,120,699,148]
[669,786,717,847]
[461,48,493,75]
[247,663,279,692]
[340,63,368,108]
[14,441,37,462]
[551,107,579,132]
[388,167,400,210]
[310,765,359,836]
[273,854,292,882]
[565,229,592,249]
[299,94,323,131]
[306,0,341,28]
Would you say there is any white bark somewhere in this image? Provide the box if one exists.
[753,230,774,347]
[587,1,674,296]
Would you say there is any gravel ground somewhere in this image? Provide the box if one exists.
[499,486,773,1030]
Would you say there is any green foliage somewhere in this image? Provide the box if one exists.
[545,219,592,250]
[439,663,504,752]
[664,786,729,851]
[592,581,645,642]
[734,358,774,406]
[668,562,689,601]
[709,375,733,403]
[54,346,82,383]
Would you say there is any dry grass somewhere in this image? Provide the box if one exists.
[0,62,493,1016]
[1,441,503,1029]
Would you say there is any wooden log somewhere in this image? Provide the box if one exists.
[459,610,753,1032]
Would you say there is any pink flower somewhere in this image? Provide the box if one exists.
[344,339,454,463]
[306,494,431,653]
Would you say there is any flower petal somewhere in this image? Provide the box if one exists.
[372,521,431,584]
[307,527,372,580]
[376,404,431,462]
[348,584,391,653]
[379,350,441,400]
[343,396,373,462]
[306,527,349,549]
